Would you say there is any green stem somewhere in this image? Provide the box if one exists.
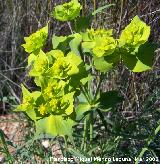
[84,85,92,103]
[81,118,87,151]
[67,21,73,34]
[89,111,93,144]
[93,0,97,21]
[82,0,87,16]
[118,0,124,34]
[96,109,108,131]
[94,74,103,100]
[64,136,69,164]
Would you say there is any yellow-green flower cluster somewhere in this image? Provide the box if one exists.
[22,25,48,53]
[37,78,74,116]
[92,36,117,57]
[53,0,82,21]
[18,47,85,118]
[38,92,74,116]
[16,85,41,112]
[87,28,113,40]
[29,50,49,76]
[47,57,71,79]
[119,16,150,48]
[82,28,117,57]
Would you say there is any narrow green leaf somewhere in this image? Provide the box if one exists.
[135,148,148,164]
[92,4,115,16]
[67,148,88,158]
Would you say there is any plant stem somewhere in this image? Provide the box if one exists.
[89,111,93,144]
[64,136,69,164]
[94,74,103,100]
[118,0,124,34]
[96,109,108,131]
[82,0,87,16]
[93,0,97,21]
[81,117,87,151]
[67,21,73,34]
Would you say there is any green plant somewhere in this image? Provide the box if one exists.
[15,0,158,162]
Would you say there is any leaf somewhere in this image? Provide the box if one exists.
[52,35,67,49]
[75,102,91,120]
[21,85,31,100]
[66,51,83,75]
[69,33,82,55]
[0,129,11,157]
[135,148,148,164]
[27,53,37,66]
[65,52,87,88]
[155,123,160,135]
[81,41,95,53]
[15,85,41,112]
[135,42,157,70]
[46,50,64,65]
[22,25,48,53]
[156,108,160,112]
[73,15,92,32]
[35,115,76,138]
[122,42,156,72]
[52,35,73,53]
[52,0,82,21]
[122,53,138,71]
[92,4,115,16]
[99,91,123,110]
[63,92,75,115]
[94,57,113,72]
[93,52,120,72]
[47,50,64,59]
[119,15,150,48]
[77,93,88,103]
[67,147,89,158]
[53,34,82,55]
[29,50,49,76]
[26,108,42,121]
[34,76,43,87]
[80,74,93,85]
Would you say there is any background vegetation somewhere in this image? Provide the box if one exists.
[0,0,160,163]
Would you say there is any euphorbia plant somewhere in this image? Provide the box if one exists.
[16,0,157,157]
